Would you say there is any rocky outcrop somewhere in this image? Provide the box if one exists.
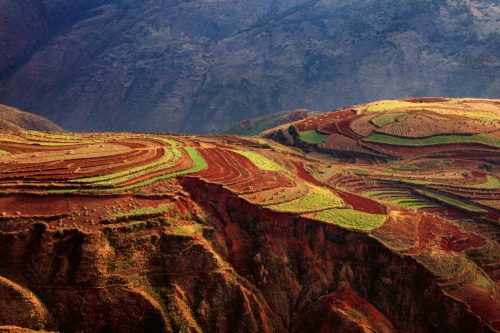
[0,276,49,330]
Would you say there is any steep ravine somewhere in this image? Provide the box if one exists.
[0,179,494,332]
[180,178,493,333]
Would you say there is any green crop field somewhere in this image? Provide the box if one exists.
[363,133,500,148]
[314,208,386,232]
[389,198,439,209]
[371,112,405,127]
[298,130,329,144]
[233,150,283,171]
[415,189,487,213]
[362,190,409,198]
[362,190,438,209]
[269,185,343,213]
[392,175,499,190]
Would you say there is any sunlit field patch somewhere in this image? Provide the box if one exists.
[232,150,283,171]
[314,208,386,232]
[268,185,343,213]
[298,130,329,144]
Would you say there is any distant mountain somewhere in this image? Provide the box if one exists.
[0,104,63,131]
[223,109,320,136]
[0,0,498,133]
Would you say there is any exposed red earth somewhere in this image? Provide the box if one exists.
[0,98,499,333]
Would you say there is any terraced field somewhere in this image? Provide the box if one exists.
[0,131,367,227]
[263,97,500,332]
[0,98,498,333]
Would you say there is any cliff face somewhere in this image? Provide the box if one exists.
[0,0,498,133]
[0,180,492,333]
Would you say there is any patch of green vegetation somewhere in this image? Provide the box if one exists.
[392,175,499,190]
[111,204,173,219]
[465,239,500,266]
[470,175,500,190]
[363,190,438,209]
[362,190,409,198]
[363,133,500,148]
[47,189,79,194]
[389,198,439,209]
[0,137,80,146]
[172,224,203,236]
[269,185,343,213]
[233,149,283,171]
[24,130,83,140]
[0,149,8,156]
[314,208,386,232]
[371,112,405,127]
[415,189,487,214]
[298,130,329,144]
[367,101,416,112]
[351,169,370,176]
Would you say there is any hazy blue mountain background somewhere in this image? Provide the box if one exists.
[0,0,498,133]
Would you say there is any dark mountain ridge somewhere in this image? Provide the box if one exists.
[0,0,498,133]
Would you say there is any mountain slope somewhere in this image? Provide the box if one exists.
[223,109,320,136]
[0,98,498,332]
[0,0,498,133]
[0,105,64,131]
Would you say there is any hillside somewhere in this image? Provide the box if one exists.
[0,98,498,332]
[0,105,63,132]
[223,109,320,136]
[0,0,498,133]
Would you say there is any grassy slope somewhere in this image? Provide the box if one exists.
[314,208,386,232]
[0,104,64,132]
